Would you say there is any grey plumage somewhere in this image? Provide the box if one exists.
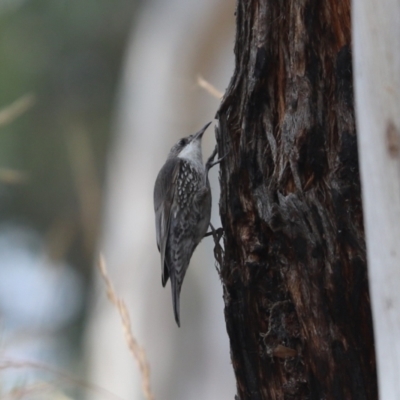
[154,122,212,327]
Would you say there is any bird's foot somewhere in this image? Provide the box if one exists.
[205,145,227,172]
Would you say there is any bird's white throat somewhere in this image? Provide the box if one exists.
[178,140,204,169]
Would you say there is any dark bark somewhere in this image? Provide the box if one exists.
[215,1,377,399]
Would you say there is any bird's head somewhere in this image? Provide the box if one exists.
[167,122,212,162]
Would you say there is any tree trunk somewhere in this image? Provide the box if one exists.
[216,1,377,399]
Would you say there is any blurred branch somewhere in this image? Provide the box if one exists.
[0,359,123,400]
[197,75,223,99]
[0,168,27,184]
[0,381,74,400]
[1,381,51,400]
[98,254,154,400]
[0,95,33,186]
[0,94,35,128]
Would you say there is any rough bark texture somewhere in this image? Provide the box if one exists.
[215,1,377,399]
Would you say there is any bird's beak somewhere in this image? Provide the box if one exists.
[193,121,212,140]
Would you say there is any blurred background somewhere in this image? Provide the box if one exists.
[0,0,235,399]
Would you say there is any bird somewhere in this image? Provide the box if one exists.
[153,122,220,326]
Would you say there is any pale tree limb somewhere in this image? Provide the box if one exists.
[353,0,400,399]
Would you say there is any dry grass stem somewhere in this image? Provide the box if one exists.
[98,254,154,400]
[197,75,223,99]
[0,94,36,128]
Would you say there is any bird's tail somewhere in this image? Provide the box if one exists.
[170,274,181,327]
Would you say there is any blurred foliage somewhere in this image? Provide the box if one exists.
[0,2,138,396]
[0,0,137,268]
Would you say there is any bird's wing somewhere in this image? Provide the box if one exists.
[154,157,182,286]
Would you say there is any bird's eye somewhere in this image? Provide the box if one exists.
[178,138,187,146]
